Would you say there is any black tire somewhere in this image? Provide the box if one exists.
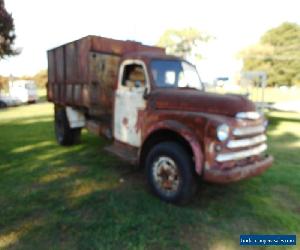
[145,141,197,204]
[54,107,81,146]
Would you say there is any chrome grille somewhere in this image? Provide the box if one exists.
[227,134,266,149]
[216,143,267,162]
[216,120,268,163]
[233,125,265,136]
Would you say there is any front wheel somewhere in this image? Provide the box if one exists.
[145,141,197,204]
[54,107,81,146]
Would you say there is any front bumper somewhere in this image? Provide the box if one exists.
[203,155,273,184]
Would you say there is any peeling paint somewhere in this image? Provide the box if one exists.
[122,117,128,127]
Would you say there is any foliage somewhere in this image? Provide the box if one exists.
[239,22,300,86]
[32,69,47,88]
[21,69,47,88]
[0,0,18,59]
[0,102,300,249]
[157,28,211,63]
[0,74,8,91]
[0,70,47,91]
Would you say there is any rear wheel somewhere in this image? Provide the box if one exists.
[145,141,197,204]
[54,107,81,146]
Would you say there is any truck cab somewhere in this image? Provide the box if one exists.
[48,36,273,204]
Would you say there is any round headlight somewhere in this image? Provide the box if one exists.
[217,124,230,141]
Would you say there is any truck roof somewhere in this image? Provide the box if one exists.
[48,35,165,56]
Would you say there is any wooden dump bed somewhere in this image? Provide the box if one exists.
[47,35,164,116]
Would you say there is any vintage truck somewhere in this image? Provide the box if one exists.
[47,36,273,204]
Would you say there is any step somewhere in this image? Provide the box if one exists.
[105,142,138,165]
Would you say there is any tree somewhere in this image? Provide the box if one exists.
[157,28,211,63]
[0,75,8,91]
[0,70,47,92]
[0,0,18,59]
[239,22,300,86]
[33,69,47,88]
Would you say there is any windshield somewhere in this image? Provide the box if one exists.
[150,59,203,90]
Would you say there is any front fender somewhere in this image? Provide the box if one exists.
[143,120,204,175]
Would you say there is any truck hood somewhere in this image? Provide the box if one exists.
[150,88,255,117]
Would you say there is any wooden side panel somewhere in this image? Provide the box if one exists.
[65,42,76,104]
[47,35,165,107]
[76,38,90,106]
[54,47,65,103]
[65,42,77,82]
[47,51,55,101]
[77,38,90,83]
[88,52,121,116]
[91,36,124,56]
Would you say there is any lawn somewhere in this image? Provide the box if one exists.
[0,102,299,250]
[207,86,300,103]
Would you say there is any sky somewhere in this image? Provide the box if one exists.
[0,0,300,81]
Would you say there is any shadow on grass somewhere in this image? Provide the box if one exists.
[0,113,299,249]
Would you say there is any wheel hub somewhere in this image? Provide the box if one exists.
[153,156,180,195]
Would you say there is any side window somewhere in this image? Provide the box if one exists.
[122,64,146,88]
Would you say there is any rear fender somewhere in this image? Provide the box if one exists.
[65,106,86,129]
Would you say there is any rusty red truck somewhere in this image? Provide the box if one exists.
[47,36,273,204]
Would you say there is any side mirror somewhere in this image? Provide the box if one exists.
[143,87,149,99]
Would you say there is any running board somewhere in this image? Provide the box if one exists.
[105,141,138,165]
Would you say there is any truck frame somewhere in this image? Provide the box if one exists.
[47,36,273,204]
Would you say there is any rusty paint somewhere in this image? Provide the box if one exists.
[48,35,273,185]
[47,35,164,108]
[150,88,255,116]
[142,119,204,175]
[122,117,129,127]
[203,116,267,171]
[135,109,145,133]
[203,155,273,183]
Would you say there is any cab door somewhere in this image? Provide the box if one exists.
[114,60,148,147]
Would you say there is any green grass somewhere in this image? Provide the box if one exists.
[0,103,299,250]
